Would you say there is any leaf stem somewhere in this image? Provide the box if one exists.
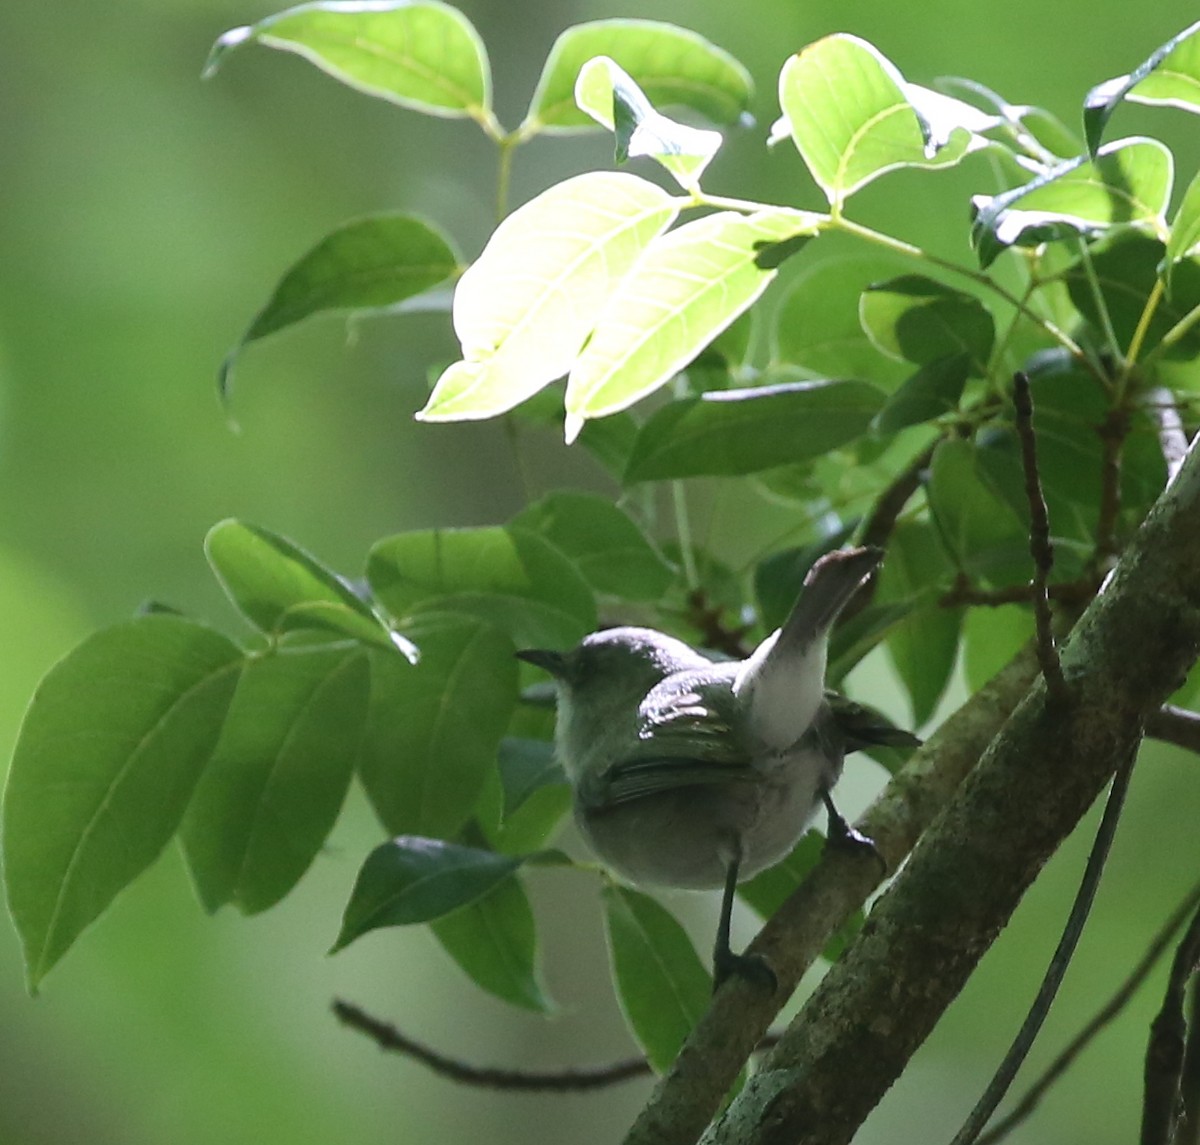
[832,217,1089,366]
[495,134,517,223]
[671,480,700,590]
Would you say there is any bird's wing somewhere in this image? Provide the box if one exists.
[578,667,752,809]
[824,691,922,752]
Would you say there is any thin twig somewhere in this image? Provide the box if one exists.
[949,747,1137,1145]
[976,878,1200,1145]
[1142,902,1200,1144]
[1094,405,1130,569]
[1147,706,1200,756]
[938,577,1096,610]
[333,998,774,1091]
[1179,984,1200,1145]
[841,439,939,624]
[1012,371,1068,703]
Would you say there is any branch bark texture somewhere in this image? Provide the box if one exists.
[703,436,1200,1145]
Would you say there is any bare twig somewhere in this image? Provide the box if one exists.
[1147,706,1200,755]
[950,745,1137,1145]
[1013,372,1068,703]
[1142,901,1200,1144]
[333,999,651,1090]
[333,999,783,1091]
[938,577,1096,610]
[975,878,1200,1145]
[1178,982,1200,1145]
[1095,405,1130,569]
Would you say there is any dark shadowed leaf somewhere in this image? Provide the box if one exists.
[624,377,884,482]
[221,214,458,395]
[772,254,912,387]
[511,491,674,601]
[367,525,596,648]
[876,521,961,725]
[332,835,522,951]
[859,276,994,371]
[603,885,711,1072]
[432,874,553,1012]
[357,615,518,840]
[3,617,243,989]
[873,356,971,433]
[180,646,369,914]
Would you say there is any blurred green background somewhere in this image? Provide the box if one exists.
[3,2,1200,1142]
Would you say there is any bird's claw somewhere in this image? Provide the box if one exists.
[712,949,778,994]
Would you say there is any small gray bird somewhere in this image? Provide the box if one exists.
[517,545,916,988]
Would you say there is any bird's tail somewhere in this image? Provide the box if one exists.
[779,546,883,648]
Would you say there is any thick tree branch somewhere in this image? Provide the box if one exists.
[622,647,1040,1145]
[700,432,1200,1145]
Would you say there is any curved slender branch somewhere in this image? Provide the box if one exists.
[975,878,1200,1145]
[950,745,1136,1144]
[333,999,650,1091]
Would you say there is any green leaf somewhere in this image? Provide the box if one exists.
[964,604,1033,691]
[603,885,711,1073]
[738,834,864,961]
[753,526,857,632]
[970,137,1173,268]
[332,835,522,952]
[771,253,913,386]
[623,376,884,482]
[418,172,679,422]
[1083,21,1200,154]
[510,491,674,601]
[522,19,753,134]
[432,874,553,1012]
[778,34,984,207]
[738,833,823,918]
[367,525,596,648]
[221,213,458,397]
[205,1,491,119]
[564,208,824,441]
[495,737,566,821]
[877,521,962,725]
[927,438,1029,581]
[873,356,971,433]
[575,56,722,190]
[179,646,369,915]
[1166,168,1200,268]
[1063,234,1200,360]
[205,519,414,659]
[859,276,994,371]
[826,601,912,686]
[935,77,1081,162]
[357,615,517,839]
[3,617,242,990]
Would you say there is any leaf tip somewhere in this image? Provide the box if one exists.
[202,25,253,81]
[563,412,585,444]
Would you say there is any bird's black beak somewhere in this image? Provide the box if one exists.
[515,648,566,677]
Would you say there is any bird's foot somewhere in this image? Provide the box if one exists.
[712,948,778,995]
[823,801,887,874]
